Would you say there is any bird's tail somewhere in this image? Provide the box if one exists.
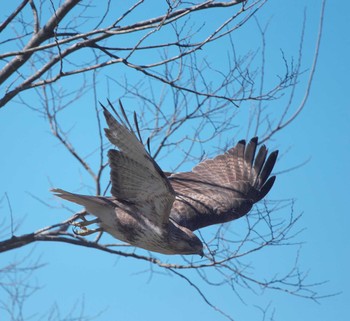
[51,188,114,217]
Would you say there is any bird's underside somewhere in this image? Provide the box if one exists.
[52,101,278,256]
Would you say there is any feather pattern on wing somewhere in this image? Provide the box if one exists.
[103,106,175,227]
[51,102,277,256]
[169,138,278,231]
[108,149,175,226]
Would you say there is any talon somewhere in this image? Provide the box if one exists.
[73,226,103,236]
[71,218,100,227]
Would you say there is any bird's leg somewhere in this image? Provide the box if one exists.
[71,217,102,236]
[71,218,100,227]
[68,210,87,223]
[73,226,103,236]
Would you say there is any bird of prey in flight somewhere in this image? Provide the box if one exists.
[52,102,278,256]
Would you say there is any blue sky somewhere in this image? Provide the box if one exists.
[1,1,349,321]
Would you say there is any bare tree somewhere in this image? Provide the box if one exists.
[0,1,329,320]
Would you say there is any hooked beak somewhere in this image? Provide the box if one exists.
[198,249,204,258]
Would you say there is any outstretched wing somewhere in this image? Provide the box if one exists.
[103,104,175,227]
[169,137,278,231]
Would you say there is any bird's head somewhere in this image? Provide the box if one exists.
[169,220,204,256]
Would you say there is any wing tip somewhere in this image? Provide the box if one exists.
[250,136,258,145]
[270,149,279,160]
[103,106,117,127]
[237,138,246,145]
[237,137,258,147]
[257,175,276,201]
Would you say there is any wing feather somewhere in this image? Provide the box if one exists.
[103,105,175,227]
[108,149,175,226]
[103,107,150,167]
[169,138,278,231]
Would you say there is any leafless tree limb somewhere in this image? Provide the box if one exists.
[1,0,266,108]
[0,1,330,320]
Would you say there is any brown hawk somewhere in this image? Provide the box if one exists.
[52,104,278,256]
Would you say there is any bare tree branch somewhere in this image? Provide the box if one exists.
[0,0,261,109]
[0,1,330,320]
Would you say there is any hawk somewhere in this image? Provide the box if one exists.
[52,103,278,256]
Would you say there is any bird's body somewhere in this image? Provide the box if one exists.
[52,102,278,256]
[51,189,203,255]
